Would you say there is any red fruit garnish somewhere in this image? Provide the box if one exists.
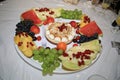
[76,28,80,34]
[69,21,77,28]
[62,52,69,57]
[30,25,40,34]
[43,16,55,25]
[47,16,54,23]
[78,61,81,66]
[58,23,67,32]
[73,44,78,47]
[57,42,67,51]
[76,36,80,40]
[84,16,88,20]
[37,36,41,41]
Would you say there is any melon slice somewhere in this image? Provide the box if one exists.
[79,21,103,37]
[59,39,101,71]
[21,9,42,25]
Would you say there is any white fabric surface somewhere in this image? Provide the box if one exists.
[0,0,120,80]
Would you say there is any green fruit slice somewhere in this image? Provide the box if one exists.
[62,60,85,71]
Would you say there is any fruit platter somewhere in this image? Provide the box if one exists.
[14,7,103,75]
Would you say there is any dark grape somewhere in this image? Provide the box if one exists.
[15,20,38,41]
[73,33,99,44]
[32,37,37,41]
[78,35,87,43]
[72,38,77,43]
[28,32,35,37]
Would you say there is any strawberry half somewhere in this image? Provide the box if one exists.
[43,16,55,25]
[69,21,77,28]
[30,25,40,34]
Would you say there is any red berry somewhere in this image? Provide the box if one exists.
[84,16,88,20]
[62,52,68,57]
[73,44,78,47]
[78,61,81,66]
[76,36,80,40]
[69,21,77,28]
[37,36,41,41]
[30,25,40,34]
[43,16,55,25]
[76,29,80,34]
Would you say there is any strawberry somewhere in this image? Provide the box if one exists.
[47,16,54,23]
[37,36,41,41]
[69,21,77,28]
[43,16,55,25]
[30,25,40,34]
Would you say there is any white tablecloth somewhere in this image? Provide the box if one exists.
[0,0,120,80]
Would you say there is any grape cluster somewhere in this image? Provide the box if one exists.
[33,47,63,75]
[73,33,98,43]
[15,20,37,41]
[61,9,82,20]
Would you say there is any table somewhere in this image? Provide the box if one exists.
[0,0,120,80]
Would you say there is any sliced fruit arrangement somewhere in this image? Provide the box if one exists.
[21,7,62,25]
[21,7,83,25]
[21,9,42,25]
[14,7,103,75]
[59,39,101,70]
[14,32,37,57]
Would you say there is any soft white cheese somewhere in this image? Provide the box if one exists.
[54,37,61,42]
[49,34,54,39]
[62,37,68,42]
[68,35,73,40]
[46,30,50,35]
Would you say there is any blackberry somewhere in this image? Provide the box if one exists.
[33,37,37,41]
[15,20,38,41]
[28,32,35,37]
[72,38,77,43]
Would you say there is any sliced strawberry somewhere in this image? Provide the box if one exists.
[43,16,55,25]
[47,16,54,23]
[69,21,77,28]
[30,25,40,34]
